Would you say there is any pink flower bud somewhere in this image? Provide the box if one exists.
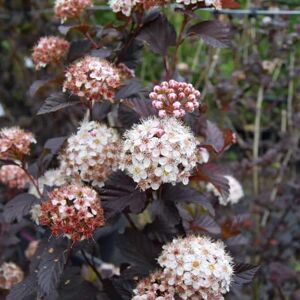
[158,110,167,118]
[173,110,182,118]
[149,92,158,100]
[173,101,181,109]
[168,93,177,101]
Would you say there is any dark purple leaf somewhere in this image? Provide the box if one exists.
[181,211,220,235]
[7,274,37,300]
[92,101,112,122]
[232,263,260,287]
[38,240,67,296]
[118,40,143,69]
[4,193,40,223]
[67,39,92,62]
[144,218,178,243]
[161,184,215,215]
[117,104,140,129]
[193,163,230,200]
[121,98,157,118]
[184,112,207,137]
[29,136,66,178]
[204,120,224,153]
[226,234,249,247]
[100,171,147,217]
[117,229,160,277]
[90,48,112,59]
[152,194,181,227]
[187,20,231,48]
[37,93,80,115]
[137,14,176,55]
[115,79,147,100]
[58,267,99,300]
[269,262,296,285]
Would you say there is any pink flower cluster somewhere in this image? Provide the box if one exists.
[132,270,175,300]
[150,80,201,118]
[0,165,29,190]
[0,262,24,290]
[38,184,105,242]
[63,56,121,102]
[0,127,36,160]
[54,0,93,22]
[32,36,70,69]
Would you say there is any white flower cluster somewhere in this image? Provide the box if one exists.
[176,0,222,9]
[157,236,233,300]
[120,117,208,191]
[0,262,24,290]
[28,168,67,197]
[109,0,140,16]
[207,175,244,206]
[60,121,120,188]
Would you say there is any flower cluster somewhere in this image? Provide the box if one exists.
[109,0,169,16]
[37,184,105,241]
[207,175,244,206]
[176,0,222,9]
[132,270,175,300]
[60,121,120,188]
[0,165,29,190]
[63,56,121,102]
[0,262,24,290]
[120,117,208,191]
[54,0,93,22]
[157,235,233,300]
[28,168,67,197]
[32,36,70,69]
[0,127,36,160]
[150,80,201,118]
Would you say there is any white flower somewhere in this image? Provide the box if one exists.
[60,120,120,188]
[176,0,221,9]
[109,0,140,16]
[207,175,244,206]
[157,235,234,299]
[28,168,67,197]
[120,117,207,191]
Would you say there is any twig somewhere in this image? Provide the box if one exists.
[80,249,103,281]
[124,212,138,230]
[287,52,295,129]
[252,85,264,196]
[21,164,43,198]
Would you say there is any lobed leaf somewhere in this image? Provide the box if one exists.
[161,184,215,216]
[232,263,260,287]
[100,171,147,217]
[4,193,40,223]
[7,274,37,300]
[37,93,80,115]
[137,14,176,55]
[187,20,231,48]
[37,240,67,296]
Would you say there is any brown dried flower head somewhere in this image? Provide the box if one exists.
[54,0,93,22]
[32,36,70,69]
